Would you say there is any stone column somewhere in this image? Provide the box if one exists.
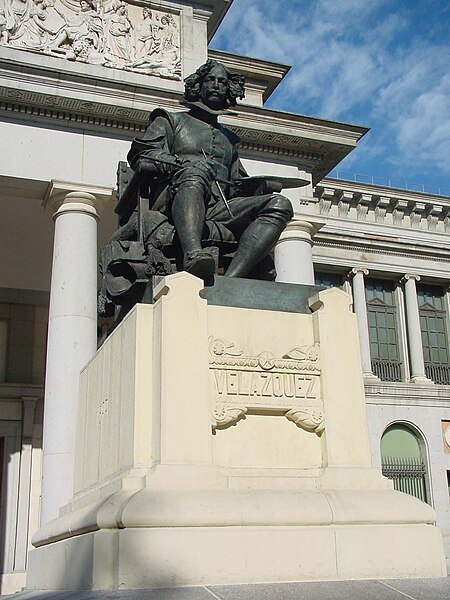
[41,181,112,524]
[350,267,377,379]
[401,274,432,383]
[274,219,324,285]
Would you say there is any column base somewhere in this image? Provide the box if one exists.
[363,371,381,381]
[409,376,434,384]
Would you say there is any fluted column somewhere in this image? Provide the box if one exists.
[350,267,377,378]
[401,274,432,383]
[274,219,324,285]
[41,181,112,524]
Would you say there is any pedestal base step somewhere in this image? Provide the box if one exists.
[27,522,446,591]
[6,578,450,600]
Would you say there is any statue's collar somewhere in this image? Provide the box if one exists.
[180,100,237,120]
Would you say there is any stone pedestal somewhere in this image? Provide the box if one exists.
[27,274,446,590]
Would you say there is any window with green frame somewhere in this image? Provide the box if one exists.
[417,284,450,384]
[365,279,402,382]
[314,272,344,289]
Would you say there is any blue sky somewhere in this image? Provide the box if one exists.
[211,0,450,196]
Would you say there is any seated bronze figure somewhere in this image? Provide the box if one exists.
[99,60,301,323]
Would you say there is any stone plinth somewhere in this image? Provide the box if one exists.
[27,274,446,590]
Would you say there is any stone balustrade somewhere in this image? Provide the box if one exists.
[314,180,450,233]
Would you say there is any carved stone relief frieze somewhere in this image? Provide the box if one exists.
[208,336,324,435]
[0,0,181,79]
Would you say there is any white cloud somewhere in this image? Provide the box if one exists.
[212,0,450,185]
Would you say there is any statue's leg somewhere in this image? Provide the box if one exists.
[171,186,205,254]
[221,194,293,278]
[225,220,282,277]
[170,177,215,278]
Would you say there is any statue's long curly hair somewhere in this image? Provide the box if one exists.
[183,60,245,108]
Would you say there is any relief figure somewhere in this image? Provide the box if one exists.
[2,0,31,44]
[50,0,103,52]
[0,0,181,79]
[9,0,55,48]
[134,7,161,60]
[103,0,132,66]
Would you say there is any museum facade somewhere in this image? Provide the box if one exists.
[0,0,449,593]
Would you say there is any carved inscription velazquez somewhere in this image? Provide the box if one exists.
[209,337,324,434]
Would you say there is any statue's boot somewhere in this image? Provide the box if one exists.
[183,249,216,278]
[225,220,283,278]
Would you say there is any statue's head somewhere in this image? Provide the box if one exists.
[111,0,126,14]
[184,60,245,110]
[80,0,96,11]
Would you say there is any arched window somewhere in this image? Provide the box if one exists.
[380,423,430,504]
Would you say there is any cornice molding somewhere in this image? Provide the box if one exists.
[314,239,450,263]
[318,177,450,205]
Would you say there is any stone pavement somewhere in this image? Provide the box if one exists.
[3,578,450,600]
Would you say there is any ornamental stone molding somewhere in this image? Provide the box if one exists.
[350,267,369,277]
[0,0,181,79]
[208,336,324,435]
[401,273,421,284]
[314,180,450,233]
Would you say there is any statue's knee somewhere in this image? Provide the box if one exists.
[269,194,294,222]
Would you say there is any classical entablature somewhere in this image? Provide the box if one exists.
[0,55,368,186]
[0,2,369,186]
[315,178,450,234]
[309,178,450,279]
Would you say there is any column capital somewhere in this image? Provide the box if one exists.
[280,218,325,242]
[43,180,114,217]
[350,267,369,277]
[275,217,324,285]
[401,274,421,284]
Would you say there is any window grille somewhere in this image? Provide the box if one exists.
[366,279,402,382]
[381,456,428,503]
[417,285,450,385]
[314,272,344,289]
[371,358,402,382]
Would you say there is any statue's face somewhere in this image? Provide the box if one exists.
[200,64,228,110]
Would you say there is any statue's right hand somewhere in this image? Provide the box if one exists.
[137,154,180,174]
[172,159,217,190]
[137,158,158,173]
